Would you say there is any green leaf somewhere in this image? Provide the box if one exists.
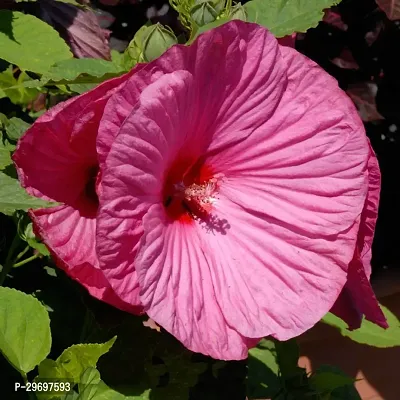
[42,58,124,84]
[38,337,117,385]
[26,237,50,257]
[87,314,207,400]
[0,66,40,105]
[14,59,125,92]
[65,392,80,400]
[150,345,207,399]
[245,0,341,38]
[0,113,8,126]
[77,368,121,400]
[0,116,17,157]
[111,50,124,69]
[0,144,12,170]
[76,367,149,400]
[211,360,226,378]
[67,83,98,94]
[5,117,30,142]
[274,339,309,398]
[247,339,281,399]
[310,370,354,393]
[274,339,302,379]
[77,367,102,400]
[312,365,361,399]
[0,172,56,215]
[0,11,72,74]
[322,305,400,347]
[0,287,51,374]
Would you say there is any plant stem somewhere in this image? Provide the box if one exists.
[0,234,21,285]
[15,245,30,261]
[13,253,40,268]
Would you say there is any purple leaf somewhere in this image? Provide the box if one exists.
[376,0,400,20]
[39,0,111,60]
[347,82,384,122]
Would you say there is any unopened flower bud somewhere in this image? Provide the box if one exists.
[194,0,225,13]
[230,3,247,21]
[124,23,177,66]
[123,25,149,68]
[191,2,218,27]
[142,23,178,62]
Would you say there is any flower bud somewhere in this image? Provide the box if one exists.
[125,25,148,63]
[142,23,178,62]
[190,2,218,27]
[230,3,247,21]
[212,0,226,13]
[123,25,147,68]
[194,0,225,13]
[124,23,178,67]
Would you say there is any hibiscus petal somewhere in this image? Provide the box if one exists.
[97,63,150,167]
[341,256,387,329]
[205,46,369,237]
[135,201,357,356]
[359,143,381,272]
[329,288,361,330]
[97,71,197,301]
[330,255,387,330]
[331,143,386,328]
[30,206,140,313]
[13,70,134,209]
[97,20,286,167]
[135,204,253,360]
[197,194,360,339]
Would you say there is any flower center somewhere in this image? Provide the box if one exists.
[163,157,220,223]
[84,165,101,206]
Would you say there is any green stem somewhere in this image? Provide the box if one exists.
[0,234,21,285]
[13,253,40,268]
[15,245,30,261]
[21,374,36,400]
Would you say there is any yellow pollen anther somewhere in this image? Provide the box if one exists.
[173,176,222,212]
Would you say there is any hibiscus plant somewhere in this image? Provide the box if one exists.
[1,0,399,399]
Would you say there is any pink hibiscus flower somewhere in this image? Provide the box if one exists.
[95,21,387,359]
[13,19,386,360]
[13,69,143,314]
